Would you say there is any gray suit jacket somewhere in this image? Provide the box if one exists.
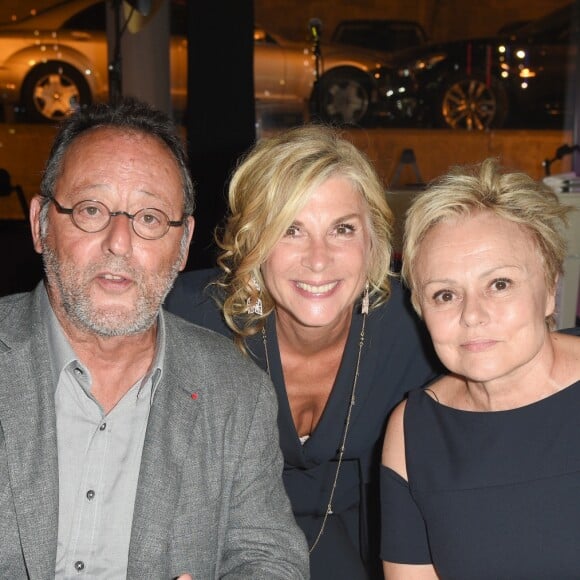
[0,285,309,579]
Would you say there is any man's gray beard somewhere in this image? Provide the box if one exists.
[41,242,185,337]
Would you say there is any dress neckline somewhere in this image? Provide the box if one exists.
[260,309,366,451]
[421,378,580,416]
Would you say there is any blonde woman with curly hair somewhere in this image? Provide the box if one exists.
[166,125,439,579]
[381,158,580,579]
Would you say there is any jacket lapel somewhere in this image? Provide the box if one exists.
[128,324,203,578]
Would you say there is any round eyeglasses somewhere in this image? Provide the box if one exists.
[50,197,186,240]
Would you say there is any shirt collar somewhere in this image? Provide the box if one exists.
[40,284,165,398]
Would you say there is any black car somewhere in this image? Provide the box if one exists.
[387,1,579,130]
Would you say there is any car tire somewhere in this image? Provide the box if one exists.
[21,62,91,123]
[312,68,372,126]
[438,74,508,130]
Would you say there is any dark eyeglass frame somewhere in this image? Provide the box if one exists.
[50,197,186,240]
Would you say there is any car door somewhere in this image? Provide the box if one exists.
[253,27,293,103]
[168,0,187,121]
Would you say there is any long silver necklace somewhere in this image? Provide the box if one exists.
[261,313,367,553]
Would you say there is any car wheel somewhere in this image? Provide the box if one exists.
[21,62,91,123]
[439,75,508,130]
[312,68,371,125]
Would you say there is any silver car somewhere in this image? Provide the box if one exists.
[0,0,397,125]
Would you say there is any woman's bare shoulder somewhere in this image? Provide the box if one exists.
[382,399,408,479]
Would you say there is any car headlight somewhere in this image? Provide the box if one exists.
[373,66,391,88]
[397,53,447,76]
[372,67,415,100]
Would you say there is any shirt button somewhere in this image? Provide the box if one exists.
[99,422,106,431]
[74,560,85,572]
[86,489,95,500]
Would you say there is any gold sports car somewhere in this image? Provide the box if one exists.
[0,0,399,125]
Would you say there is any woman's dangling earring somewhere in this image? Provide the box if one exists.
[246,275,263,315]
[361,281,370,315]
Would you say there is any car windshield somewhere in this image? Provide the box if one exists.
[334,21,427,52]
[511,1,578,40]
[62,3,106,31]
[60,1,189,36]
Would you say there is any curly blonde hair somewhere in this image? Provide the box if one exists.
[215,124,394,349]
[402,158,572,326]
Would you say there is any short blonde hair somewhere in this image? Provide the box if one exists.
[216,124,394,348]
[402,158,572,322]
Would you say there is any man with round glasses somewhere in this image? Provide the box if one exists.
[0,98,308,579]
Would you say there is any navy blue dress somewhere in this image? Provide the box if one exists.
[165,268,440,579]
[381,380,580,579]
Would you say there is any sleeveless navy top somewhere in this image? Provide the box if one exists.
[381,383,580,579]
